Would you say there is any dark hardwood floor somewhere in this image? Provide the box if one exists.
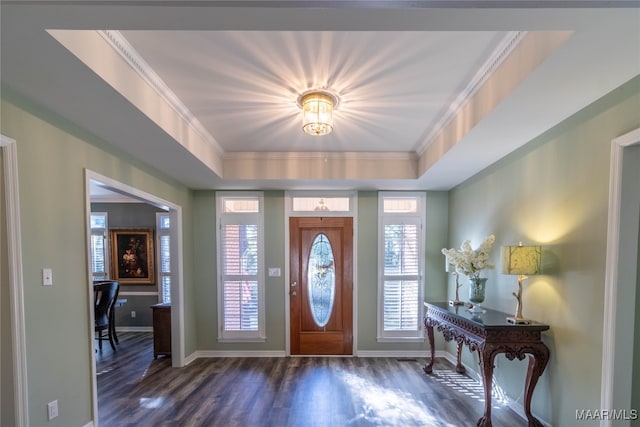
[96,333,526,427]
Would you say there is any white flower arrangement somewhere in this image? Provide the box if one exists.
[441,234,496,279]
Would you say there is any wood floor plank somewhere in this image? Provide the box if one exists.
[97,333,527,426]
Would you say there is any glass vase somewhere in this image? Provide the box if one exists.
[468,277,487,313]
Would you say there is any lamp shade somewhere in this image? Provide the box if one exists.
[300,91,336,136]
[502,244,541,275]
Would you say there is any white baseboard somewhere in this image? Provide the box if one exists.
[189,349,442,360]
[185,350,439,362]
[116,326,153,333]
[183,351,199,366]
[194,350,287,358]
[82,421,94,427]
[356,350,445,358]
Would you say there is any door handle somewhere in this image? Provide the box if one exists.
[291,281,297,288]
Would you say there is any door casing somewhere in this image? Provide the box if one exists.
[283,191,358,356]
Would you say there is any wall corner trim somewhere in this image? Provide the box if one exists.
[601,127,640,426]
[1,134,29,427]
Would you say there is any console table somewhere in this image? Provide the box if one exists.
[423,301,550,427]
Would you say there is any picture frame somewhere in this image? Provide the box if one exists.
[110,228,155,285]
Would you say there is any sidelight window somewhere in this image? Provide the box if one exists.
[377,192,425,341]
[216,192,265,342]
[90,212,109,281]
[156,213,172,304]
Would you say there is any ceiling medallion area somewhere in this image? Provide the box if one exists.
[297,89,340,137]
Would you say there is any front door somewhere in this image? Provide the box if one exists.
[289,217,353,355]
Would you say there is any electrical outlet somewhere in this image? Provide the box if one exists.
[47,400,58,420]
[131,311,136,318]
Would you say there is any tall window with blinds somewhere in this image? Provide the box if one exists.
[216,193,265,341]
[90,213,109,281]
[156,213,172,304]
[377,193,426,341]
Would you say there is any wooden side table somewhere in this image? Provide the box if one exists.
[424,301,550,427]
[151,303,171,359]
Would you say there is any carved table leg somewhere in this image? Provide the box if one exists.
[423,324,435,374]
[523,344,550,427]
[476,346,497,427]
[455,341,466,373]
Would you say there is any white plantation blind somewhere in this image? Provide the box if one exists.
[378,192,425,341]
[90,213,109,281]
[157,213,172,304]
[217,193,265,341]
[383,224,420,331]
[221,224,259,331]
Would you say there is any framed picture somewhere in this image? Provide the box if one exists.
[110,228,155,285]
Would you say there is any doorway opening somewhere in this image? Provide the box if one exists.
[85,170,184,425]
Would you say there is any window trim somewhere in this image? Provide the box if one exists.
[377,192,426,342]
[216,191,266,342]
[287,190,357,217]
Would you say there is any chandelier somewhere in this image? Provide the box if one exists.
[298,90,339,136]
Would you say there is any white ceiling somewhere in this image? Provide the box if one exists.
[118,30,508,153]
[2,1,639,192]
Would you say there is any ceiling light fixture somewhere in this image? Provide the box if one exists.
[297,90,339,136]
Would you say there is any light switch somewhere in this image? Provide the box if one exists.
[47,400,58,420]
[42,268,53,286]
[268,267,281,277]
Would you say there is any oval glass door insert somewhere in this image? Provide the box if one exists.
[307,233,336,327]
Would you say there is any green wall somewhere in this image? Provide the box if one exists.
[192,190,217,349]
[446,76,640,425]
[263,191,287,351]
[1,90,196,427]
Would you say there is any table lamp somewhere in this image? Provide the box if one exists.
[502,243,541,324]
[445,259,464,306]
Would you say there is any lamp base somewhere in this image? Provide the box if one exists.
[506,316,531,325]
[449,299,464,306]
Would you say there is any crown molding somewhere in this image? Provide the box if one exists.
[223,151,417,161]
[416,31,526,155]
[99,30,225,156]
